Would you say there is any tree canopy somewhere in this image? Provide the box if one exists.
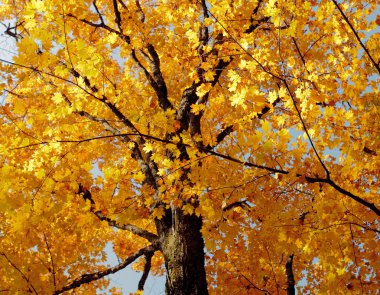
[0,0,379,294]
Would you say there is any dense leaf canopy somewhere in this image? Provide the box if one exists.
[0,0,379,294]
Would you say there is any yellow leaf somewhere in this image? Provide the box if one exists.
[337,268,346,276]
[261,120,270,133]
[133,171,146,182]
[191,104,205,115]
[52,92,64,104]
[152,207,165,220]
[143,142,153,153]
[35,169,45,180]
[182,203,194,215]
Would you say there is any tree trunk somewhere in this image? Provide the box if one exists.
[156,208,208,295]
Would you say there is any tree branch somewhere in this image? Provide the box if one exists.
[78,184,159,242]
[201,148,380,216]
[112,0,123,32]
[222,200,251,212]
[43,234,57,292]
[244,0,270,34]
[0,253,38,295]
[325,178,380,216]
[331,0,380,74]
[135,0,145,22]
[10,132,177,150]
[137,252,153,291]
[61,65,160,187]
[53,245,157,294]
[283,80,330,178]
[2,21,24,41]
[146,44,172,110]
[349,224,364,294]
[285,254,295,295]
[70,5,170,112]
[67,9,130,44]
[233,262,271,294]
[189,57,232,142]
[349,222,380,234]
[131,47,172,111]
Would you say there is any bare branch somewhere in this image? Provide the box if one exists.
[138,252,153,291]
[291,38,321,92]
[117,0,127,9]
[135,0,145,22]
[53,245,157,294]
[204,124,235,150]
[349,224,364,294]
[0,253,39,295]
[67,11,130,44]
[283,80,330,178]
[233,263,271,294]
[2,21,24,41]
[76,110,119,134]
[245,16,271,34]
[331,0,380,74]
[349,222,380,234]
[43,234,57,292]
[201,148,380,216]
[112,0,123,32]
[58,64,160,187]
[132,47,172,111]
[146,44,172,110]
[202,148,287,174]
[324,178,380,216]
[244,0,269,34]
[10,132,177,150]
[222,200,251,212]
[77,184,159,242]
[92,0,105,24]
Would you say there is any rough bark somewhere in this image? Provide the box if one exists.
[156,208,208,295]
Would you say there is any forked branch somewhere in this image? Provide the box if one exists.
[77,184,158,242]
[53,245,157,294]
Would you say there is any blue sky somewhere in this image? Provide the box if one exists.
[105,243,165,294]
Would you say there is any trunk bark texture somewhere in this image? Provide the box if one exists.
[156,208,208,295]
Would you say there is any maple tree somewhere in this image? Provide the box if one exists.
[0,0,379,294]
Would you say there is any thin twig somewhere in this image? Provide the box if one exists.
[283,80,330,178]
[331,0,380,74]
[264,245,280,295]
[43,234,57,292]
[0,253,39,294]
[349,224,364,295]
